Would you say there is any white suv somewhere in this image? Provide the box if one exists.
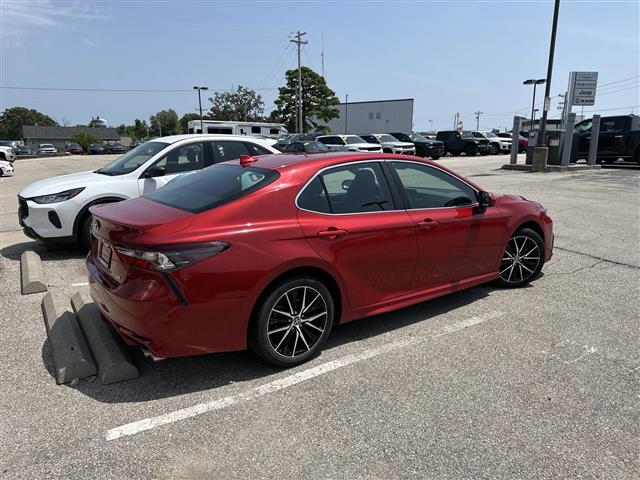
[474,131,512,155]
[0,145,16,163]
[316,135,382,153]
[18,134,279,248]
[358,134,415,155]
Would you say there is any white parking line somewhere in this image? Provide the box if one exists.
[72,282,89,287]
[104,310,504,441]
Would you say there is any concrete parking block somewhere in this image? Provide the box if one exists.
[42,292,97,384]
[20,250,47,294]
[71,291,139,385]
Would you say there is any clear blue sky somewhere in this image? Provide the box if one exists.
[1,0,638,131]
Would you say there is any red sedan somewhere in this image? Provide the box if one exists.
[87,153,553,366]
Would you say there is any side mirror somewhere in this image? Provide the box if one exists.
[477,191,495,212]
[342,179,353,191]
[143,165,165,178]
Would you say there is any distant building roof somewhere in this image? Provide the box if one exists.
[22,125,120,140]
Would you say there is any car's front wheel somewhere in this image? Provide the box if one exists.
[490,143,499,155]
[430,155,441,160]
[464,144,478,156]
[495,227,545,288]
[249,277,334,367]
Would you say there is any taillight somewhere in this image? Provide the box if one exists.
[113,241,229,272]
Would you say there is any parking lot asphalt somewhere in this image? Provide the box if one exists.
[0,153,638,479]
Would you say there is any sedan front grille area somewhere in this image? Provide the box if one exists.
[18,197,28,225]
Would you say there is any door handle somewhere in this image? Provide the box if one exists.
[318,228,348,239]
[417,219,439,231]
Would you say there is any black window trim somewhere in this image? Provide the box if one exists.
[295,159,480,215]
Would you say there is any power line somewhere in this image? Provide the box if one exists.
[596,75,640,89]
[1,86,279,93]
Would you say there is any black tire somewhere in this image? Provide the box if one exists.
[449,150,461,156]
[464,144,478,156]
[79,214,93,250]
[0,168,4,176]
[489,143,499,155]
[249,276,335,367]
[518,145,526,154]
[430,155,441,160]
[494,227,545,288]
[635,149,640,166]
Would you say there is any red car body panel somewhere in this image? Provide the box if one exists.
[87,153,553,358]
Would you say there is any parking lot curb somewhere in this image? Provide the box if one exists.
[20,250,47,294]
[42,292,97,384]
[71,292,139,385]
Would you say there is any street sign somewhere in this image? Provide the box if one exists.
[571,71,598,106]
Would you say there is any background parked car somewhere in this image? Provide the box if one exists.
[0,159,14,176]
[38,144,58,155]
[106,143,127,154]
[473,131,512,155]
[274,133,317,151]
[282,141,330,154]
[65,143,84,155]
[15,145,33,156]
[389,132,445,159]
[316,135,382,152]
[359,134,415,155]
[574,114,640,165]
[435,131,491,157]
[0,144,16,162]
[496,132,528,153]
[87,143,105,154]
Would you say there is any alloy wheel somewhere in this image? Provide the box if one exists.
[499,235,541,284]
[267,286,328,358]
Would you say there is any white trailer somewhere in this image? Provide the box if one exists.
[187,120,287,139]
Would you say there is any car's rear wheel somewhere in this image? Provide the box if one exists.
[464,144,478,156]
[79,214,93,250]
[449,150,461,156]
[430,155,441,160]
[495,228,545,288]
[249,277,334,367]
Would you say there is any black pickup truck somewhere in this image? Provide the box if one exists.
[435,130,492,156]
[575,115,640,164]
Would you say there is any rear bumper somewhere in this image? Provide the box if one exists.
[86,253,251,357]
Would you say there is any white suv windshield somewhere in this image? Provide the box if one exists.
[97,141,167,176]
[483,132,498,138]
[378,134,399,143]
[345,136,367,144]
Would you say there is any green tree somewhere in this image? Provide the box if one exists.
[149,109,180,137]
[72,132,99,150]
[0,106,58,140]
[208,86,265,122]
[116,119,149,140]
[180,112,205,133]
[88,116,103,127]
[270,67,339,133]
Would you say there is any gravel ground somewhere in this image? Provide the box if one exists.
[0,153,638,479]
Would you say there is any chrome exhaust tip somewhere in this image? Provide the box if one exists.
[140,346,165,362]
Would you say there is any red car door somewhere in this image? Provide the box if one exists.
[296,161,418,311]
[387,160,508,291]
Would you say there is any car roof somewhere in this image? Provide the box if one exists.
[156,134,274,145]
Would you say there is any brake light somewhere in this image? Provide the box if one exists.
[113,241,229,271]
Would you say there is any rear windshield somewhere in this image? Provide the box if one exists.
[145,164,279,213]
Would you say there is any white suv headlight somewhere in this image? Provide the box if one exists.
[31,187,85,204]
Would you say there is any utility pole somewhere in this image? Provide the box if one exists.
[321,32,325,78]
[453,112,459,130]
[538,0,561,146]
[290,31,308,134]
[474,111,483,130]
[193,86,208,133]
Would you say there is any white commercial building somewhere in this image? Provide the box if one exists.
[324,98,414,134]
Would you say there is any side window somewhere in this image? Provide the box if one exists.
[297,177,331,213]
[318,137,334,145]
[391,162,477,209]
[251,126,261,134]
[211,141,250,163]
[153,143,204,176]
[320,162,394,214]
[600,118,626,133]
[575,120,592,135]
[244,142,272,155]
[270,128,280,135]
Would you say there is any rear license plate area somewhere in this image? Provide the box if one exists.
[98,239,112,268]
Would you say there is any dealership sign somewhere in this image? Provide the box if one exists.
[569,71,598,106]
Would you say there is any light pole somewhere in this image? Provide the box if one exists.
[193,86,208,133]
[345,94,349,134]
[523,79,546,133]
